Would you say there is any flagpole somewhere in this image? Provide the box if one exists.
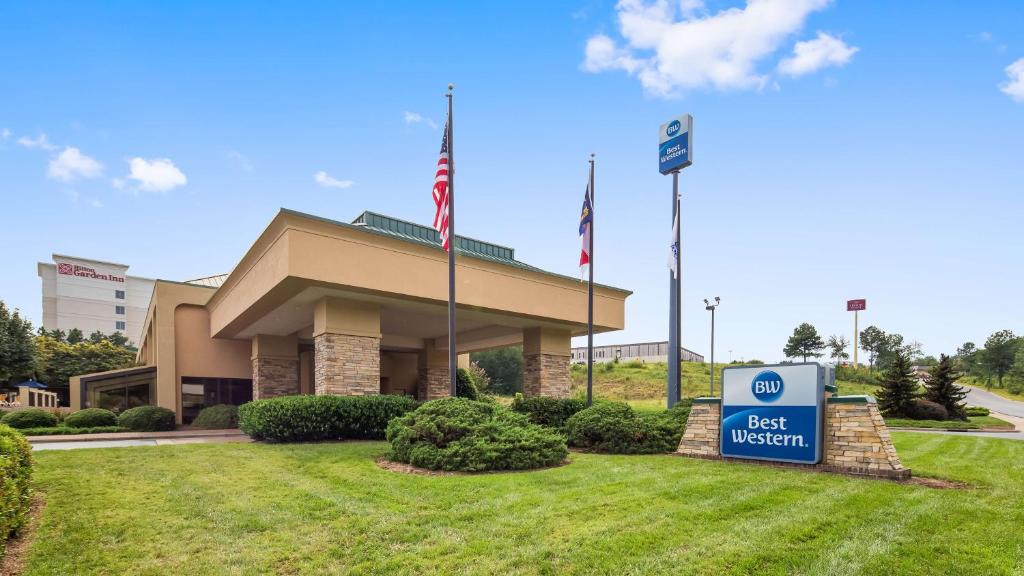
[446,84,457,396]
[586,154,595,407]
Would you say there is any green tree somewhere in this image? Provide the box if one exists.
[0,301,38,385]
[923,354,967,420]
[783,323,825,362]
[859,326,886,371]
[827,334,849,366]
[875,332,906,372]
[981,330,1019,388]
[1009,348,1024,394]
[876,350,919,418]
[956,342,979,376]
[66,328,84,344]
[34,336,136,396]
[470,346,523,394]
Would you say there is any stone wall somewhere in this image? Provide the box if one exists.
[419,367,451,400]
[674,396,910,480]
[252,357,299,400]
[523,353,570,398]
[314,333,380,396]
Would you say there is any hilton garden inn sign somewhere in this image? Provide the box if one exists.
[720,363,828,465]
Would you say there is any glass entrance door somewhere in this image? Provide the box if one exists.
[180,377,253,424]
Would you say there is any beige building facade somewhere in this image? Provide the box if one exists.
[71,210,630,423]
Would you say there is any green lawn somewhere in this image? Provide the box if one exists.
[884,415,1015,430]
[23,434,1024,575]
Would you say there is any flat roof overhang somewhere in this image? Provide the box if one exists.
[205,210,630,343]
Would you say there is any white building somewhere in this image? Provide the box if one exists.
[38,255,155,346]
[571,341,704,364]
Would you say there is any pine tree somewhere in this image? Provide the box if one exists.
[876,350,919,417]
[783,323,825,362]
[923,354,968,420]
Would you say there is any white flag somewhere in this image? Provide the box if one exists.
[668,205,679,278]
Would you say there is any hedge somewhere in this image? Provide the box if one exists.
[14,426,129,436]
[118,406,177,432]
[966,406,990,417]
[565,401,691,454]
[0,424,33,554]
[386,398,568,472]
[192,404,240,429]
[510,395,586,430]
[1,408,59,429]
[905,398,949,421]
[238,394,420,442]
[64,408,118,428]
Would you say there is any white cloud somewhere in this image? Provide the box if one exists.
[582,0,843,97]
[47,147,103,181]
[314,171,354,189]
[1,128,10,139]
[17,133,57,151]
[90,199,104,208]
[1000,58,1024,102]
[127,157,187,192]
[226,150,254,171]
[778,32,858,76]
[403,111,438,130]
[111,178,125,190]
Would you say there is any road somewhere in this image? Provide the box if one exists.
[964,386,1024,418]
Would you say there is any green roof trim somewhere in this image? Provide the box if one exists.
[693,397,721,404]
[825,384,838,393]
[827,395,876,404]
[278,208,631,294]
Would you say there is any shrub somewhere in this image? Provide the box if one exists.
[1,408,59,429]
[565,401,690,454]
[14,426,128,436]
[192,404,239,429]
[0,424,33,551]
[238,394,419,442]
[118,405,176,431]
[966,406,990,417]
[64,408,118,428]
[386,398,568,472]
[905,398,950,421]
[456,368,479,400]
[510,395,586,430]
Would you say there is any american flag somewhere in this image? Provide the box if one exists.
[579,181,593,275]
[432,120,451,251]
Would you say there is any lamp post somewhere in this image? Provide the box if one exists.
[704,297,720,396]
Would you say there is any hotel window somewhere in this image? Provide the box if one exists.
[115,321,126,331]
[115,290,125,300]
[115,305,125,315]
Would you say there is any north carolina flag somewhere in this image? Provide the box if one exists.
[579,181,593,275]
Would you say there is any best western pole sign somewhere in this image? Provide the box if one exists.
[720,363,826,464]
[659,114,692,174]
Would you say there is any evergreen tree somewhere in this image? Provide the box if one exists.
[0,301,37,385]
[783,323,825,362]
[66,328,84,344]
[876,350,919,417]
[981,330,1018,388]
[923,354,967,420]
[827,334,849,366]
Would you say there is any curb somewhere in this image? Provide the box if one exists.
[888,427,1018,433]
[27,429,247,443]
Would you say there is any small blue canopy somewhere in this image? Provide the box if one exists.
[15,378,48,389]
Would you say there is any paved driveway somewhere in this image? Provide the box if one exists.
[965,385,1024,418]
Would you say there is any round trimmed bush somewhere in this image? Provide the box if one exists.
[565,401,690,454]
[192,404,240,429]
[386,398,568,472]
[0,424,33,544]
[239,394,419,442]
[510,395,586,430]
[905,398,949,421]
[1,408,58,429]
[64,408,118,428]
[455,368,479,400]
[117,405,176,431]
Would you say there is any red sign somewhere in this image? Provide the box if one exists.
[847,299,866,311]
[56,262,125,283]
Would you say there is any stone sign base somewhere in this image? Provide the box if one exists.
[676,396,911,481]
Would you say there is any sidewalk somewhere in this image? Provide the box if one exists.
[29,428,251,451]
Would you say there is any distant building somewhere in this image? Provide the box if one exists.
[38,254,155,346]
[571,341,704,364]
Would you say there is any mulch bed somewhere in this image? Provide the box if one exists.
[375,457,571,476]
[0,494,45,576]
[906,476,972,490]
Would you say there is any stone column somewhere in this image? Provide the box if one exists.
[251,334,299,400]
[313,298,381,396]
[522,327,571,398]
[675,399,721,457]
[418,340,451,400]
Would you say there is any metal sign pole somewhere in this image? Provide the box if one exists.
[668,172,681,408]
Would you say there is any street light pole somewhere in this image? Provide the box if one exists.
[704,297,720,396]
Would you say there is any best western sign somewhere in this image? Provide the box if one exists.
[720,363,825,464]
[658,114,692,174]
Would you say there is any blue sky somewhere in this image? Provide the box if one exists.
[1,1,1022,362]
